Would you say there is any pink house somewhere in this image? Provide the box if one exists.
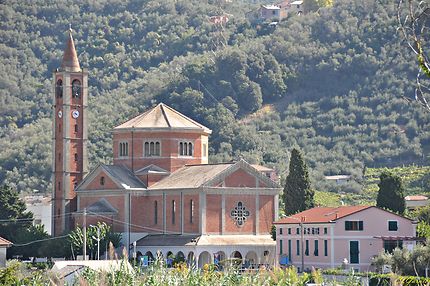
[274,206,417,272]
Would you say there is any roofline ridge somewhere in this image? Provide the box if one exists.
[159,103,172,128]
[113,106,156,129]
[158,102,211,131]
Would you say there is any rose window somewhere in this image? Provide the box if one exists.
[230,201,250,226]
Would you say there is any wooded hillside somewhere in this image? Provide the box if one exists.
[0,0,429,196]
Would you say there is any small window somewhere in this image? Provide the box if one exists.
[74,153,78,161]
[119,142,129,157]
[172,200,176,225]
[324,240,328,256]
[58,182,61,191]
[74,124,78,133]
[100,176,105,186]
[314,240,319,256]
[72,79,81,98]
[324,227,328,234]
[296,240,300,256]
[73,182,77,190]
[296,228,300,235]
[288,228,291,234]
[388,221,398,231]
[279,228,283,235]
[305,240,309,256]
[190,199,194,224]
[56,79,63,98]
[154,201,158,225]
[144,141,161,156]
[279,239,283,254]
[179,141,193,156]
[345,221,363,231]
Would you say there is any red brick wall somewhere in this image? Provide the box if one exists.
[165,194,181,233]
[131,195,163,233]
[224,170,257,187]
[259,195,274,234]
[113,131,208,172]
[78,195,125,232]
[86,171,118,190]
[183,194,199,234]
[225,195,256,233]
[206,194,222,233]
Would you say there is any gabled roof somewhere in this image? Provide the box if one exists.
[76,164,146,191]
[61,29,80,72]
[134,164,170,176]
[274,206,372,224]
[150,159,280,190]
[102,165,146,189]
[150,163,233,189]
[0,236,12,247]
[78,198,118,214]
[114,103,212,134]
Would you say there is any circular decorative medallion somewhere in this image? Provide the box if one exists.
[72,110,80,119]
[230,201,250,227]
[58,110,62,118]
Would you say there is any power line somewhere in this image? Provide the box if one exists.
[11,234,70,247]
[86,211,198,236]
[0,211,74,223]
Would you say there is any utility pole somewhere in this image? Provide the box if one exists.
[300,220,304,272]
[83,208,87,260]
[97,227,100,260]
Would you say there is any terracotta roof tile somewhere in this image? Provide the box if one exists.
[274,206,371,224]
[405,195,428,201]
[149,163,233,189]
[114,103,211,134]
[0,236,12,247]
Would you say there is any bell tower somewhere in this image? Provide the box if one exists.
[52,28,88,235]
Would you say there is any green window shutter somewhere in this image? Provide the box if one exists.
[314,240,319,256]
[324,240,328,256]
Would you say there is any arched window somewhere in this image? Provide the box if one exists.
[190,199,194,224]
[100,176,105,186]
[154,201,158,225]
[150,142,155,155]
[119,142,128,157]
[188,143,193,156]
[144,142,149,156]
[72,79,81,98]
[155,142,160,155]
[144,141,161,156]
[172,200,176,225]
[179,141,193,156]
[56,79,63,98]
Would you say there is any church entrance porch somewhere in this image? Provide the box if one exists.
[135,234,276,269]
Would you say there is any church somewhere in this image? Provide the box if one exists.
[52,30,282,268]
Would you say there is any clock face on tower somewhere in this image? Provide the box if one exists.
[72,110,80,119]
[58,110,62,118]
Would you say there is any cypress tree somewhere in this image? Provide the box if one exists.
[376,171,406,214]
[283,148,314,215]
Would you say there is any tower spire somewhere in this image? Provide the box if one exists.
[61,27,81,72]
